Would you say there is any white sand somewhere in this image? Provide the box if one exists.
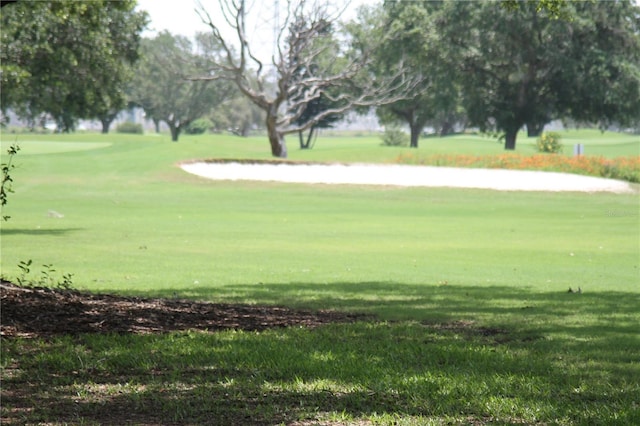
[180,161,636,193]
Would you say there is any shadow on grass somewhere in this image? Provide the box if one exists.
[3,283,637,424]
[143,280,640,334]
[0,227,84,236]
[127,282,640,369]
[3,319,639,425]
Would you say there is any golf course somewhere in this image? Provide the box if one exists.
[1,130,639,425]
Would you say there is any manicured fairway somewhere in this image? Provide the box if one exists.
[1,132,638,305]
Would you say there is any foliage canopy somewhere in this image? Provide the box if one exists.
[373,0,640,150]
[442,0,640,149]
[129,31,233,142]
[0,0,147,131]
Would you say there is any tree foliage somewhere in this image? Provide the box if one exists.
[288,18,345,149]
[209,95,264,136]
[129,31,233,142]
[437,0,640,150]
[558,1,640,130]
[501,0,570,19]
[373,1,463,148]
[0,0,147,132]
[1,144,19,222]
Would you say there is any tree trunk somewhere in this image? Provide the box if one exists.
[526,122,544,137]
[306,127,315,149]
[153,118,160,133]
[409,122,421,148]
[240,123,250,137]
[504,128,518,150]
[439,119,455,136]
[299,127,316,149]
[100,118,112,134]
[266,115,287,158]
[168,123,180,142]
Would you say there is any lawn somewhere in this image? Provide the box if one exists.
[1,130,639,425]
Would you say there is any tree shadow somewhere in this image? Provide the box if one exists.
[4,316,638,424]
[137,281,640,377]
[0,227,84,236]
[3,282,638,424]
[139,280,640,327]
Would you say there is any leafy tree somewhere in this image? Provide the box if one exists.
[501,0,569,19]
[557,1,640,131]
[439,0,640,150]
[295,93,343,149]
[373,1,463,148]
[287,17,345,149]
[130,31,232,142]
[210,95,264,136]
[195,0,418,158]
[1,144,19,221]
[0,1,147,132]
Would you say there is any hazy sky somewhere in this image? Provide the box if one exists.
[135,0,374,38]
[135,0,375,65]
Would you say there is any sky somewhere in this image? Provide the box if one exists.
[134,0,374,38]
[136,0,216,39]
[135,0,375,61]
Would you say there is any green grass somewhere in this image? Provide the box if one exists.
[3,318,639,425]
[1,129,639,424]
[302,128,639,160]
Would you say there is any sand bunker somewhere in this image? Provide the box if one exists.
[181,161,635,193]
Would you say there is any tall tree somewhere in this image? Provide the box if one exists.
[557,1,640,131]
[210,95,265,136]
[194,0,418,158]
[439,0,640,150]
[288,17,345,149]
[130,31,232,142]
[294,93,343,149]
[372,1,463,148]
[0,1,147,131]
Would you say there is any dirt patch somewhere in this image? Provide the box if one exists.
[0,280,372,338]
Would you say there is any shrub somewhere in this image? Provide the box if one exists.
[1,144,20,221]
[116,121,143,134]
[15,259,74,290]
[185,118,213,135]
[536,132,562,153]
[381,125,409,147]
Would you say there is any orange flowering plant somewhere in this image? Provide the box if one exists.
[395,153,640,183]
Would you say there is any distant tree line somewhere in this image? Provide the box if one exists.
[1,0,638,152]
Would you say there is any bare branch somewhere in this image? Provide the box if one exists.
[191,0,420,157]
[195,1,238,72]
[282,66,423,134]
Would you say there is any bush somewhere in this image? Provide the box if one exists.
[185,118,213,135]
[536,132,562,153]
[116,122,143,134]
[381,126,409,147]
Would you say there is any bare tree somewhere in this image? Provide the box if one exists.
[195,0,417,158]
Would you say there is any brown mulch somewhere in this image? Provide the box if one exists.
[0,280,372,338]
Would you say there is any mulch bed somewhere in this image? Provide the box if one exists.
[0,280,372,338]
